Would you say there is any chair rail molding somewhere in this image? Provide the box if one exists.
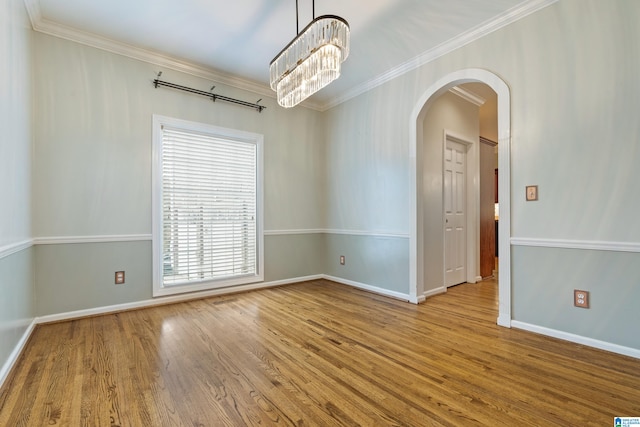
[511,237,640,253]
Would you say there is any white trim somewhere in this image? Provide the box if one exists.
[22,0,324,112]
[28,16,269,100]
[265,229,410,238]
[0,319,37,390]
[264,229,326,236]
[151,115,264,298]
[0,239,33,259]
[511,321,640,360]
[24,230,412,245]
[496,312,511,328]
[23,0,555,112]
[33,234,152,245]
[414,295,427,304]
[324,0,558,110]
[422,286,446,300]
[22,0,42,24]
[36,275,323,324]
[323,275,412,302]
[511,237,640,253]
[449,86,486,106]
[323,229,410,239]
[5,282,637,392]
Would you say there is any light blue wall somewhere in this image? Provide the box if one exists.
[264,234,326,282]
[0,249,34,377]
[0,0,32,245]
[325,234,410,295]
[513,246,640,349]
[35,235,328,316]
[35,242,152,316]
[0,0,35,378]
[32,34,327,237]
[30,33,328,315]
[324,0,640,349]
[502,1,640,243]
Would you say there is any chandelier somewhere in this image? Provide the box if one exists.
[270,1,350,108]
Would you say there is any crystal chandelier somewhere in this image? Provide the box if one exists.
[270,1,350,108]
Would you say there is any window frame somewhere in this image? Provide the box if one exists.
[152,114,264,297]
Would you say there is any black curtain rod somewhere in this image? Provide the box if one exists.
[153,77,266,113]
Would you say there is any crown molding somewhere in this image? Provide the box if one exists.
[22,0,41,24]
[30,19,276,104]
[21,0,325,111]
[322,0,558,110]
[23,0,556,112]
[449,86,486,106]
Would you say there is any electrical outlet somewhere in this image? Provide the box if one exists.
[339,255,345,265]
[115,271,125,285]
[574,289,589,308]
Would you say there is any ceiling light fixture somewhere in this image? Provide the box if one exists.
[270,0,350,108]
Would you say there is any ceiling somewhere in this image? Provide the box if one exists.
[24,0,552,110]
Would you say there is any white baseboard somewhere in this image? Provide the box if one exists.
[36,274,413,325]
[511,321,640,360]
[497,313,511,328]
[323,275,412,302]
[36,275,324,324]
[414,295,427,304]
[0,319,37,390]
[423,286,446,299]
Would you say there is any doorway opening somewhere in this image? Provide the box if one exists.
[409,69,511,327]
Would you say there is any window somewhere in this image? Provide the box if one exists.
[152,115,263,297]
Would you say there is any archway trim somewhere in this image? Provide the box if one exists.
[408,68,511,327]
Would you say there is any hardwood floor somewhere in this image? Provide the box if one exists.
[1,279,639,426]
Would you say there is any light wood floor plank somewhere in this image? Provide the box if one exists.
[1,278,639,426]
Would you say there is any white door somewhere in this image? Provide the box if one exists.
[444,139,467,287]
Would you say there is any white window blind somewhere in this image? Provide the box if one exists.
[152,116,263,296]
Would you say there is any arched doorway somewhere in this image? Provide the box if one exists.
[409,69,511,327]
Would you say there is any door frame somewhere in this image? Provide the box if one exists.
[409,68,511,328]
[442,131,477,288]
